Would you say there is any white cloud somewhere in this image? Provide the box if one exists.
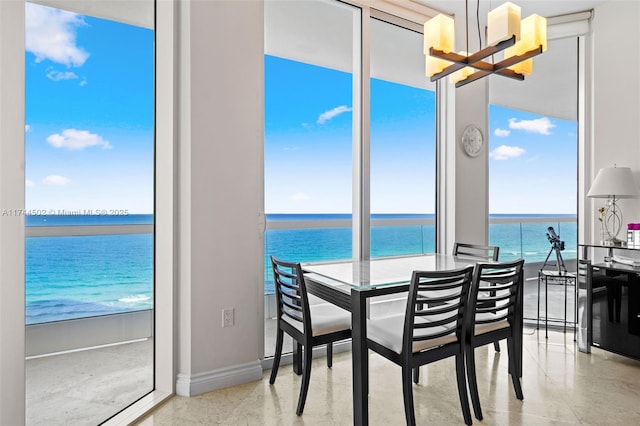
[25,3,89,67]
[46,70,79,81]
[508,117,555,135]
[494,128,510,137]
[46,129,112,150]
[291,192,310,202]
[490,145,526,160]
[25,124,31,133]
[43,175,71,186]
[26,179,35,187]
[317,105,352,124]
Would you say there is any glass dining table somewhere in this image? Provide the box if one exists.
[302,253,479,426]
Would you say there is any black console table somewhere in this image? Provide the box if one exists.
[578,244,640,360]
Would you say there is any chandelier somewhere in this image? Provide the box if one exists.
[424,1,547,88]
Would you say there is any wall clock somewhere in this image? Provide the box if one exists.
[461,125,483,157]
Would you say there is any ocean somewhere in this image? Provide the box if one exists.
[26,214,154,325]
[265,214,577,294]
[25,213,577,324]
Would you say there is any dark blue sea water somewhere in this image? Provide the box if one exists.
[25,213,577,324]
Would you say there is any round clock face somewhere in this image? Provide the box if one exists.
[461,125,483,157]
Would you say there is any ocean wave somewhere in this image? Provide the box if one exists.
[119,294,151,303]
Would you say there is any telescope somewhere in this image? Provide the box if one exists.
[546,226,565,251]
[542,226,567,273]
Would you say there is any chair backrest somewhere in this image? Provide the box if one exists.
[468,259,525,331]
[453,242,500,261]
[271,255,312,335]
[403,266,475,355]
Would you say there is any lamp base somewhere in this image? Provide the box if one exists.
[602,237,626,247]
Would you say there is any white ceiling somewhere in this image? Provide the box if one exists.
[30,0,153,29]
[420,1,606,22]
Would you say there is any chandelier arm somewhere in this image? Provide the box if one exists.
[493,45,544,70]
[455,69,523,88]
[431,44,544,87]
[429,36,516,68]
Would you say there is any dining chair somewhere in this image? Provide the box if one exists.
[454,242,502,352]
[269,255,352,415]
[453,242,500,261]
[366,266,475,426]
[465,259,525,421]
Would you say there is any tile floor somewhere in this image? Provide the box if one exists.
[136,328,640,425]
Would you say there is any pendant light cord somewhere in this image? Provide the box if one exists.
[465,0,469,54]
[477,0,482,49]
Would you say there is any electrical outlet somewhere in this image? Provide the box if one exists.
[222,308,234,327]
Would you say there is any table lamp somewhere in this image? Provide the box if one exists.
[587,166,639,246]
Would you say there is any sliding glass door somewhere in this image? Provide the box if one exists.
[24,1,155,423]
[369,16,436,258]
[263,1,438,354]
[488,36,579,322]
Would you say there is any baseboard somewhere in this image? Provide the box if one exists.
[176,360,263,396]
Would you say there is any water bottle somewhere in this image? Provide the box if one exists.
[628,223,635,248]
[634,223,640,249]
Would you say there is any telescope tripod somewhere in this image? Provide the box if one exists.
[541,244,567,274]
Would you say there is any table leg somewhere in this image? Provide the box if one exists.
[574,275,578,341]
[545,276,548,339]
[564,276,568,333]
[351,289,368,426]
[537,273,541,331]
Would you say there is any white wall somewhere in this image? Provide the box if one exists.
[0,1,25,424]
[454,80,490,245]
[590,0,640,238]
[175,0,264,395]
[452,10,490,246]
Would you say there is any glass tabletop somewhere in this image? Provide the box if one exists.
[302,254,476,290]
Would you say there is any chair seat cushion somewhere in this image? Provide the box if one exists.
[474,312,509,335]
[282,303,351,337]
[367,314,457,354]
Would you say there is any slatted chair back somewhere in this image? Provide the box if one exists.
[453,242,500,261]
[468,259,525,332]
[271,256,312,337]
[403,266,475,357]
[465,258,525,421]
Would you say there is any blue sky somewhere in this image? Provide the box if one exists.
[25,3,154,214]
[25,4,576,216]
[489,104,577,214]
[265,55,436,214]
[265,55,576,215]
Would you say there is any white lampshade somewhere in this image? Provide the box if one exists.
[423,14,454,54]
[487,2,521,46]
[587,167,640,198]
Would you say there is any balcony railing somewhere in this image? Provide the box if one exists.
[264,214,578,295]
[25,221,154,356]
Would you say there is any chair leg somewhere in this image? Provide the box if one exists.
[401,365,416,426]
[455,353,472,426]
[493,341,501,352]
[296,344,313,415]
[269,329,284,384]
[412,367,419,384]
[466,345,483,421]
[327,342,333,368]
[293,342,302,375]
[507,337,524,400]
